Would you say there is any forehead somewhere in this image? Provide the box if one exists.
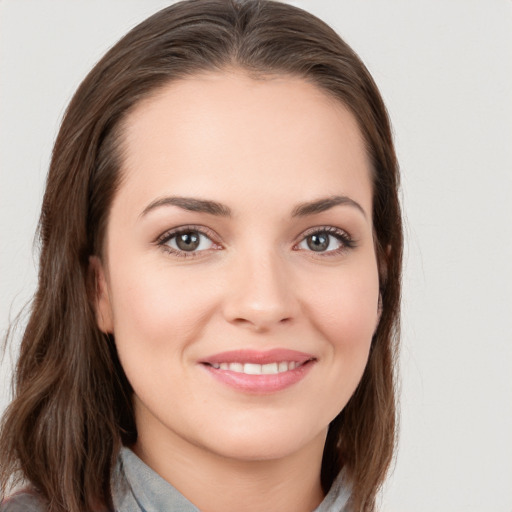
[117,70,373,216]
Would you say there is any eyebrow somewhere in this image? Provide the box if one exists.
[140,196,232,218]
[140,194,366,219]
[291,195,367,219]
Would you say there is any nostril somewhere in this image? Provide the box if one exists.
[222,286,299,330]
[233,317,251,324]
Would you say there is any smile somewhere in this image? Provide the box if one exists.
[200,349,316,393]
[207,361,304,374]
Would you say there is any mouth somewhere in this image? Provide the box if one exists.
[199,349,316,393]
[204,360,311,375]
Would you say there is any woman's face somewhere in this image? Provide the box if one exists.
[94,71,380,465]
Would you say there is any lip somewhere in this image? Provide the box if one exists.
[201,348,314,365]
[199,349,316,394]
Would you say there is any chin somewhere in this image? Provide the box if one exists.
[197,420,327,463]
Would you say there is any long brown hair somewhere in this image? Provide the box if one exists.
[0,1,402,511]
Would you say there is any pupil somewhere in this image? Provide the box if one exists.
[307,233,329,252]
[176,231,200,251]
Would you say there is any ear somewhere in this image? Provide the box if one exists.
[88,255,114,334]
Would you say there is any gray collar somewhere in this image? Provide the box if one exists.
[112,447,351,512]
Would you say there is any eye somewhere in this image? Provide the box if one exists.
[157,227,219,257]
[296,227,355,254]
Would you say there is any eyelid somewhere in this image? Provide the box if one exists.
[155,224,223,257]
[293,225,356,254]
[153,224,355,259]
[298,225,351,239]
[154,224,219,244]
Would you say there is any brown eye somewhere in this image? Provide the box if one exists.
[296,228,354,255]
[306,233,330,252]
[176,231,201,251]
[160,229,216,254]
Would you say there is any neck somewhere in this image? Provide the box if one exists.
[133,427,327,512]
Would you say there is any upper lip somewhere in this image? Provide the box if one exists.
[200,349,316,365]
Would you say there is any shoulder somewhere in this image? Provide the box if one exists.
[0,489,47,512]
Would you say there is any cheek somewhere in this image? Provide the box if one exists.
[302,259,380,358]
[107,260,218,357]
[291,256,380,425]
[105,262,222,413]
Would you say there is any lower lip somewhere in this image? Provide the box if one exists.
[201,361,315,394]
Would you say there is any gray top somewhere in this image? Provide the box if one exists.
[1,447,351,511]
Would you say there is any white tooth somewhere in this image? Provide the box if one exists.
[212,363,220,369]
[220,363,229,370]
[262,362,278,374]
[228,362,244,373]
[288,361,297,370]
[278,362,289,373]
[244,363,262,375]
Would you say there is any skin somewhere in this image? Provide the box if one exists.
[93,70,380,512]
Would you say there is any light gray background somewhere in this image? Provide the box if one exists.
[1,1,511,511]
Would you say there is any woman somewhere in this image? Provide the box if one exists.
[0,1,402,511]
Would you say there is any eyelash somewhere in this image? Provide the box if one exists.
[155,225,356,259]
[156,225,221,259]
[294,226,356,256]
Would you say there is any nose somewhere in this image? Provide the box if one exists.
[222,249,299,332]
